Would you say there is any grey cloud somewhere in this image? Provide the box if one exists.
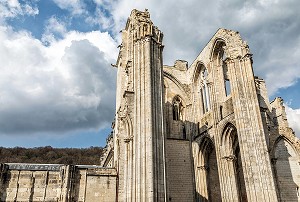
[108,0,300,95]
[2,0,300,136]
[0,38,116,135]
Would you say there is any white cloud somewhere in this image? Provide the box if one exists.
[0,25,118,135]
[0,0,38,19]
[46,16,67,35]
[52,0,86,15]
[42,16,68,43]
[285,105,300,138]
[95,0,300,96]
[85,7,114,30]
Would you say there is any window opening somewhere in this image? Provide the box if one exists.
[222,50,231,97]
[220,106,223,120]
[225,80,231,96]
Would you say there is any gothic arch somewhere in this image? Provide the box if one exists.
[163,72,190,139]
[221,122,247,202]
[195,135,221,202]
[124,115,133,138]
[272,136,300,201]
[272,135,300,157]
[210,29,250,60]
[121,114,134,198]
[192,61,206,84]
[221,122,238,155]
[163,71,191,105]
[211,38,227,64]
[211,38,232,98]
[192,62,211,115]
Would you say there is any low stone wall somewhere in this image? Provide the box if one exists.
[0,163,117,202]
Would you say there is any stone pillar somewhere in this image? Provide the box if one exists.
[197,165,209,201]
[114,9,166,202]
[60,165,75,202]
[228,55,278,201]
[220,155,240,202]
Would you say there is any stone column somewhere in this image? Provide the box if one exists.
[114,9,166,202]
[197,165,209,201]
[228,55,278,202]
[221,155,240,202]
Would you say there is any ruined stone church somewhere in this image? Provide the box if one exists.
[1,9,300,202]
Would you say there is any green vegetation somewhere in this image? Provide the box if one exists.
[0,146,103,165]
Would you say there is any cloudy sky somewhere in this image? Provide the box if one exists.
[0,0,299,148]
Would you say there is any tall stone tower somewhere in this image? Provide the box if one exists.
[113,9,166,201]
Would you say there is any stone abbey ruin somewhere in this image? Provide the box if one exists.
[0,9,300,202]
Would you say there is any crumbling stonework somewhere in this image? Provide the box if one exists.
[1,9,299,202]
[105,9,300,202]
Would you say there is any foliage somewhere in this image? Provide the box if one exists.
[0,146,103,165]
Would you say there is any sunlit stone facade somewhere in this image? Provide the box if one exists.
[1,9,299,202]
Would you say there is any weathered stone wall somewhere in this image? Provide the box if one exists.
[273,139,300,201]
[165,139,194,202]
[267,98,300,202]
[0,163,117,202]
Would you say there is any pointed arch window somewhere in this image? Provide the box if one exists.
[199,67,210,113]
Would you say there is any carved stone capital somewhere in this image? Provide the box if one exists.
[124,137,133,143]
[222,155,237,161]
[197,165,209,170]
